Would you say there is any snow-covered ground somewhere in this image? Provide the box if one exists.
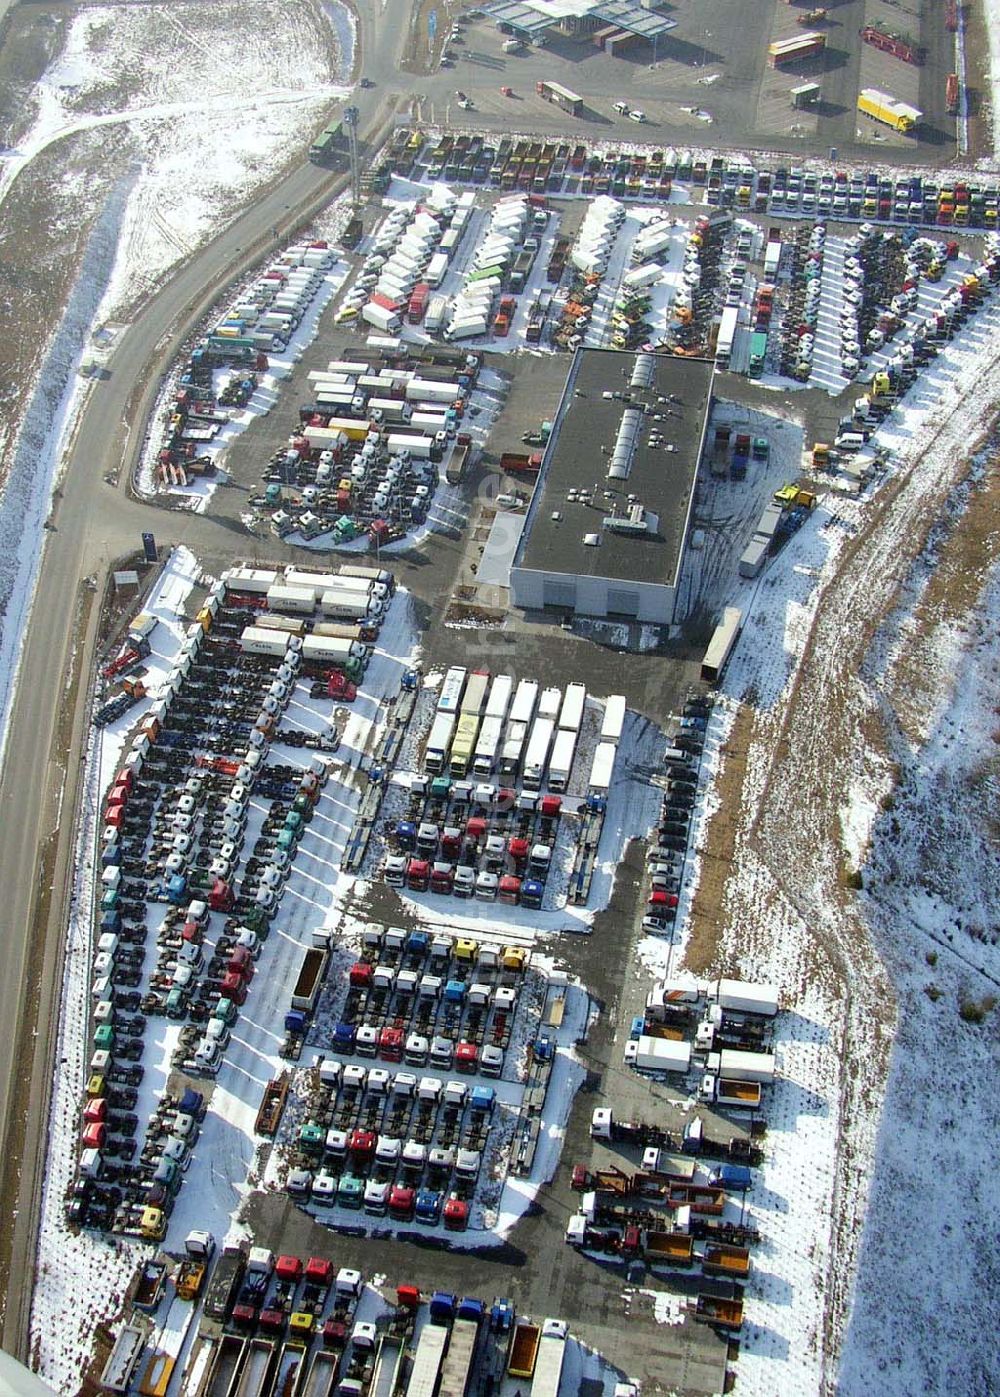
[1,1,353,324]
[0,0,354,766]
[837,529,1000,1394]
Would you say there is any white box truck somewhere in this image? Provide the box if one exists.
[362,303,402,334]
[547,728,577,792]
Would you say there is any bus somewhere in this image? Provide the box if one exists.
[536,80,583,116]
[700,607,743,684]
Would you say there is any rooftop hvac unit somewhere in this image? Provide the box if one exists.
[603,504,659,535]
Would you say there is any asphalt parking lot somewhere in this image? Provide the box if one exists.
[405,2,965,165]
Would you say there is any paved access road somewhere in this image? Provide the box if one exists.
[0,0,416,1355]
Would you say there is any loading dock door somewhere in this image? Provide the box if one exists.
[607,589,640,617]
[542,579,576,609]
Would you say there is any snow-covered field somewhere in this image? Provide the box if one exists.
[837,512,1000,1394]
[2,0,353,323]
[0,0,354,767]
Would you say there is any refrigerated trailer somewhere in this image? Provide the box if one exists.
[557,682,586,733]
[701,607,743,683]
[600,694,626,746]
[485,674,514,722]
[499,721,528,777]
[438,667,467,714]
[472,715,504,777]
[510,679,539,726]
[588,741,616,798]
[547,727,578,793]
[523,717,555,790]
[425,713,457,774]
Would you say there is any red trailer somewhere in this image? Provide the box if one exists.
[861,25,922,64]
[946,72,960,114]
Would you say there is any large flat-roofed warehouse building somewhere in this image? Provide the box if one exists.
[509,349,713,625]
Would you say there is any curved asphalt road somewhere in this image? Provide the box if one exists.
[0,0,416,1357]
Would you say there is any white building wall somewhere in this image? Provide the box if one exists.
[510,566,676,625]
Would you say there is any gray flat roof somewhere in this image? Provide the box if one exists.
[477,509,527,586]
[514,349,714,588]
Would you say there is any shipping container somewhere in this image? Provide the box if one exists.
[266,584,317,616]
[239,626,293,657]
[225,567,279,595]
[318,590,379,623]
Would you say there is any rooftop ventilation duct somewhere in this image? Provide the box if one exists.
[607,407,643,481]
[630,354,656,390]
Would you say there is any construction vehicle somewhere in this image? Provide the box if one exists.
[508,1320,540,1378]
[694,1293,744,1331]
[255,1076,289,1136]
[176,1231,215,1300]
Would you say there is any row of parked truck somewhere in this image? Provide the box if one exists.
[76,564,404,1232]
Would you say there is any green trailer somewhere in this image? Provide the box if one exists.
[748,331,768,378]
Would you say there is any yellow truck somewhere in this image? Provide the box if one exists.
[857,88,921,133]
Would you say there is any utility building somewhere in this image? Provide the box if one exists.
[510,349,713,626]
